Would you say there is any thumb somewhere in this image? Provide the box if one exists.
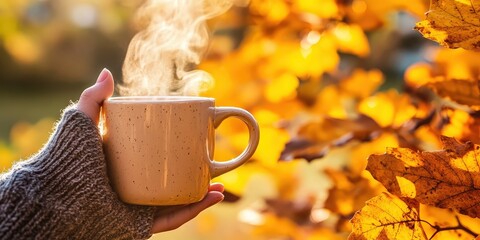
[77,68,114,125]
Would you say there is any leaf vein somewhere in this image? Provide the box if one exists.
[437,1,480,27]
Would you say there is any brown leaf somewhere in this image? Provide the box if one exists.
[280,115,381,161]
[222,190,241,203]
[426,79,480,107]
[324,169,383,216]
[415,0,480,50]
[349,192,427,240]
[367,136,480,218]
[264,196,316,226]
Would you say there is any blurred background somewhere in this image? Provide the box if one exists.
[0,0,141,168]
[4,0,480,239]
[0,0,431,169]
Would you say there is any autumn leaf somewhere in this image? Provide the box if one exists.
[343,0,428,30]
[367,136,480,218]
[358,90,417,128]
[292,0,339,19]
[349,192,427,240]
[426,79,480,107]
[249,0,290,25]
[330,23,371,57]
[415,0,480,50]
[420,205,480,239]
[280,114,381,161]
[263,197,316,225]
[434,48,480,80]
[339,69,384,99]
[324,169,383,216]
[404,62,435,88]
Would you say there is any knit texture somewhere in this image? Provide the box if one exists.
[0,107,155,239]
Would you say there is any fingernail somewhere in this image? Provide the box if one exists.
[97,68,109,83]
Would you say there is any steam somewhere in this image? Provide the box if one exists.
[120,0,241,96]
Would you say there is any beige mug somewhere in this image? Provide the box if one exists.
[102,96,259,206]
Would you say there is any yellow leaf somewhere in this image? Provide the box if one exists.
[396,176,417,198]
[346,0,428,30]
[254,100,306,120]
[358,94,395,128]
[414,126,442,151]
[264,73,299,103]
[415,0,480,50]
[289,33,339,78]
[236,31,275,64]
[252,109,282,127]
[349,192,427,240]
[358,90,417,128]
[252,127,290,167]
[212,162,270,196]
[340,69,383,99]
[404,62,435,88]
[441,109,470,138]
[365,0,429,18]
[292,0,339,19]
[349,132,399,175]
[331,23,370,57]
[435,48,480,80]
[249,0,290,24]
[367,136,480,218]
[313,85,349,118]
[200,58,261,108]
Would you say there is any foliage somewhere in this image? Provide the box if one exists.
[415,0,480,51]
[350,192,427,240]
[3,0,480,239]
[195,0,480,239]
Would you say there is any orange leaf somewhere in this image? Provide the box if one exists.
[340,69,383,99]
[426,79,480,107]
[281,115,381,161]
[349,192,427,240]
[415,0,480,50]
[324,169,383,216]
[367,136,480,218]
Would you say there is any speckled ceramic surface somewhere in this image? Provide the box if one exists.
[103,96,259,206]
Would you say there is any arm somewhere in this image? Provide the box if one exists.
[0,107,155,239]
[0,69,224,239]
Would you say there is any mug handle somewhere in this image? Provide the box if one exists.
[210,107,260,178]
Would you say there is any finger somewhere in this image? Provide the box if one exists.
[76,68,114,124]
[151,191,224,233]
[154,184,225,216]
[209,182,224,192]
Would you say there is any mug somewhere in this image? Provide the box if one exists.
[102,96,259,205]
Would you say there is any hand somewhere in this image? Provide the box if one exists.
[76,68,225,234]
[151,183,224,233]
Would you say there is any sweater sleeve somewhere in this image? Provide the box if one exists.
[0,107,155,240]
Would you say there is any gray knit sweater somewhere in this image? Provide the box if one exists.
[0,107,155,239]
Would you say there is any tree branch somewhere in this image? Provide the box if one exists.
[426,215,479,240]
